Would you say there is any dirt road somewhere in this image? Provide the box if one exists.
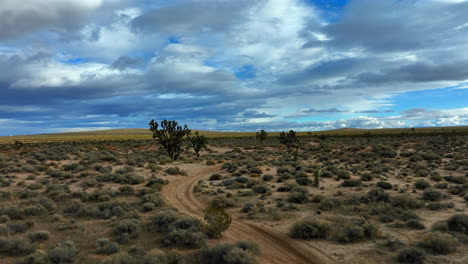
[161,164,337,264]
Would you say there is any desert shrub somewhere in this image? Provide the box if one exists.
[376,181,392,190]
[391,196,424,209]
[148,211,180,233]
[341,179,361,187]
[210,197,235,209]
[414,180,431,190]
[276,185,292,192]
[8,221,29,233]
[422,189,442,201]
[0,238,36,256]
[360,173,373,181]
[162,229,207,249]
[48,241,78,263]
[406,219,425,230]
[379,237,405,251]
[295,177,312,186]
[103,252,137,264]
[27,230,51,242]
[287,191,308,204]
[118,185,134,195]
[203,207,232,239]
[141,194,165,207]
[318,198,339,211]
[222,163,239,173]
[290,220,329,240]
[426,202,454,211]
[17,250,50,264]
[209,174,222,181]
[331,219,378,243]
[397,247,426,264]
[252,184,269,194]
[96,238,120,255]
[198,242,259,264]
[141,251,186,264]
[419,232,458,254]
[262,174,273,181]
[249,167,263,175]
[114,219,141,244]
[446,214,468,234]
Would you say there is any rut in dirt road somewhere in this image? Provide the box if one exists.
[161,164,337,264]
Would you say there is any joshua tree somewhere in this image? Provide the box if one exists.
[189,131,208,158]
[279,130,301,161]
[256,129,268,143]
[313,169,320,188]
[279,130,299,152]
[149,120,191,161]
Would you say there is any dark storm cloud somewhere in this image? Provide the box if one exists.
[111,56,145,70]
[355,110,380,114]
[304,108,347,113]
[356,61,468,83]
[320,0,468,52]
[279,58,370,86]
[0,0,102,41]
[131,0,255,35]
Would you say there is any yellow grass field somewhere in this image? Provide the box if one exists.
[0,126,467,143]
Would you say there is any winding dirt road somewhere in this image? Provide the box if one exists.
[161,164,337,264]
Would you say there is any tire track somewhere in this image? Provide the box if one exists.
[162,164,337,264]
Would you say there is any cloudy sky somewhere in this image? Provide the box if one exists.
[0,0,467,135]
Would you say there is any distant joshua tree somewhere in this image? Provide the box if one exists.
[149,120,191,161]
[279,130,298,152]
[189,131,208,158]
[256,130,268,143]
[279,130,300,161]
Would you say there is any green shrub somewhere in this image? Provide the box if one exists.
[203,207,232,239]
[0,238,36,256]
[103,252,137,264]
[419,232,458,254]
[141,251,186,264]
[414,180,431,190]
[114,220,141,244]
[341,179,361,187]
[446,214,468,234]
[290,220,329,240]
[209,174,222,181]
[397,247,426,264]
[331,220,378,243]
[148,211,180,233]
[17,250,50,264]
[48,241,78,263]
[422,189,442,201]
[376,181,392,190]
[252,184,269,194]
[96,238,120,255]
[296,177,312,186]
[165,167,185,175]
[198,242,259,264]
[162,229,207,249]
[27,230,51,242]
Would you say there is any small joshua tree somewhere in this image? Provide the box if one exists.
[280,130,300,161]
[149,120,191,161]
[313,169,320,188]
[279,130,299,152]
[256,130,268,143]
[189,131,208,158]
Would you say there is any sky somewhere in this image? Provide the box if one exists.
[0,0,467,135]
